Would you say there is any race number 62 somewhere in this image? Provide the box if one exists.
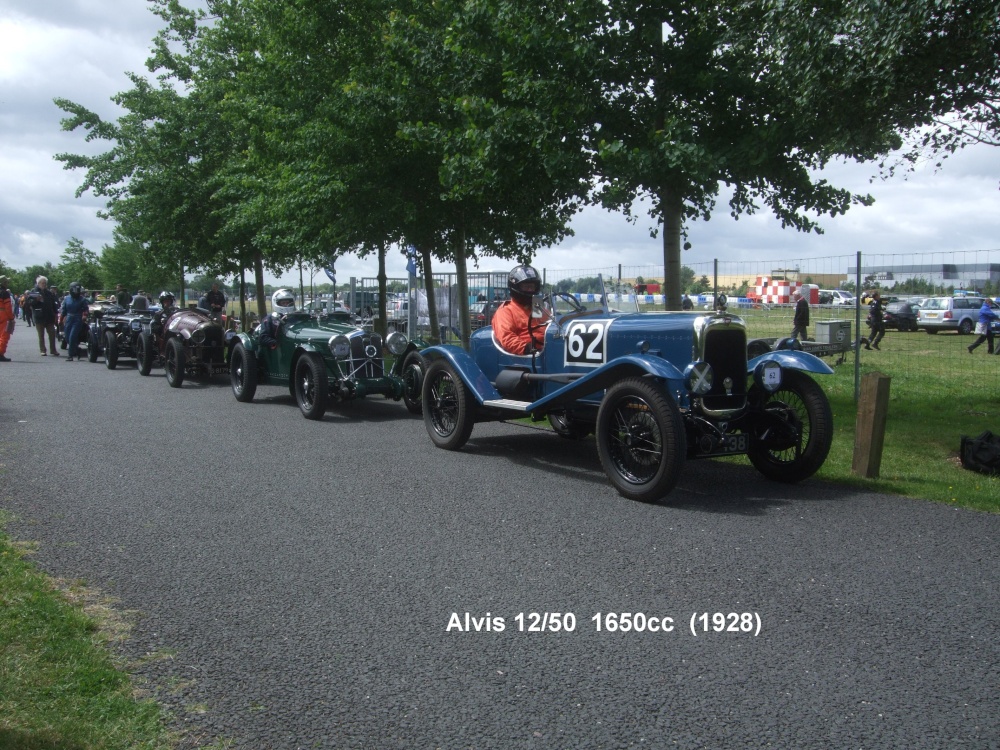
[565,320,609,366]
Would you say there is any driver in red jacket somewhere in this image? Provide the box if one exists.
[492,264,550,355]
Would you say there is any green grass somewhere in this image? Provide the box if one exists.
[725,305,1000,512]
[0,512,177,750]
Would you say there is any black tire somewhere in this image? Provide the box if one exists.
[87,333,99,363]
[746,370,833,483]
[958,318,974,335]
[104,330,118,370]
[595,377,686,503]
[294,353,328,420]
[164,337,186,388]
[230,343,258,403]
[422,359,476,450]
[137,332,155,376]
[548,412,592,440]
[400,350,425,415]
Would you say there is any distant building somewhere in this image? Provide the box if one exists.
[848,262,1000,292]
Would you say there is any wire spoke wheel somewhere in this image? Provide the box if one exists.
[747,371,832,483]
[423,360,475,450]
[596,377,685,503]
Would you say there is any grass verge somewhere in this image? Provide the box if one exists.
[0,510,176,750]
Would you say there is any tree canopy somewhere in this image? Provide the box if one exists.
[50,0,1000,322]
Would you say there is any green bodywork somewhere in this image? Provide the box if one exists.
[231,312,415,401]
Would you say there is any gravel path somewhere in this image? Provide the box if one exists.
[1,329,997,749]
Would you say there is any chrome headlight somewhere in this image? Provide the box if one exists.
[385,331,408,356]
[753,360,782,393]
[130,320,142,331]
[328,334,351,359]
[684,361,713,395]
[191,328,206,344]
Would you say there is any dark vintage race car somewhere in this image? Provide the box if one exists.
[87,308,156,368]
[419,277,835,503]
[228,308,426,420]
[136,308,229,386]
[59,298,125,352]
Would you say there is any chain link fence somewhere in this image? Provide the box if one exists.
[346,250,999,399]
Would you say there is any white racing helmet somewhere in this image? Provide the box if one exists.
[271,288,296,315]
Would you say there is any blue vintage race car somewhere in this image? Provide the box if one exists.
[419,277,835,503]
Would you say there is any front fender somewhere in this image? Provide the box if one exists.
[748,349,835,375]
[527,354,685,412]
[389,341,426,377]
[230,331,258,353]
[420,345,503,403]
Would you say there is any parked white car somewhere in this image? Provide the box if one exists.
[821,290,856,306]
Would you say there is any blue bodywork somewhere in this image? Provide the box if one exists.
[421,307,832,418]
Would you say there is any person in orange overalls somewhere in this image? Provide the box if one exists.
[0,275,14,361]
[491,264,550,355]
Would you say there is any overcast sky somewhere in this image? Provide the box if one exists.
[2,0,999,288]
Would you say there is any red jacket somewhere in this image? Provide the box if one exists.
[492,300,549,354]
[0,290,14,325]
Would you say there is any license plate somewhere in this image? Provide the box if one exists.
[721,434,748,453]
[925,313,938,319]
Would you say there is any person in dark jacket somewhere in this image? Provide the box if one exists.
[59,282,90,361]
[968,299,999,354]
[790,290,810,341]
[205,283,226,319]
[862,291,885,351]
[29,276,60,356]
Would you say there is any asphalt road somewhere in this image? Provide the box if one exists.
[1,328,998,749]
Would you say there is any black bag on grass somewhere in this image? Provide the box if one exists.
[960,430,1000,476]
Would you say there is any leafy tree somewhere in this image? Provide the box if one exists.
[57,237,101,292]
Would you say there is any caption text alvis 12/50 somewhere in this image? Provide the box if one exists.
[446,611,762,637]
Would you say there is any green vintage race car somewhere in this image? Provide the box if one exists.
[228,308,425,420]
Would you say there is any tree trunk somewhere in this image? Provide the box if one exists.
[421,247,439,345]
[662,191,683,311]
[254,250,267,319]
[239,266,247,332]
[377,246,387,337]
[454,228,471,350]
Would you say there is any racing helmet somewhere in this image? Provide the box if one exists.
[508,264,541,303]
[271,288,296,315]
[69,281,83,298]
[159,290,175,308]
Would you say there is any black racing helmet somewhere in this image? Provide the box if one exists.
[159,290,175,307]
[69,282,83,297]
[508,264,541,303]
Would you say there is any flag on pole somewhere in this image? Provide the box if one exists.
[405,245,418,277]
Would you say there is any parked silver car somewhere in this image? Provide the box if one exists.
[917,296,998,334]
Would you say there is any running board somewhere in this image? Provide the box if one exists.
[482,399,532,412]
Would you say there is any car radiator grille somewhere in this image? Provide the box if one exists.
[701,327,747,411]
[348,335,384,379]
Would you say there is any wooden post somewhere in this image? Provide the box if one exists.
[852,371,891,478]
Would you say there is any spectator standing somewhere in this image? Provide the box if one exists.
[21,291,33,325]
[862,291,886,351]
[60,282,89,361]
[968,299,999,354]
[681,294,693,310]
[790,290,810,341]
[205,283,226,319]
[29,276,59,356]
[0,275,14,362]
[115,283,131,309]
